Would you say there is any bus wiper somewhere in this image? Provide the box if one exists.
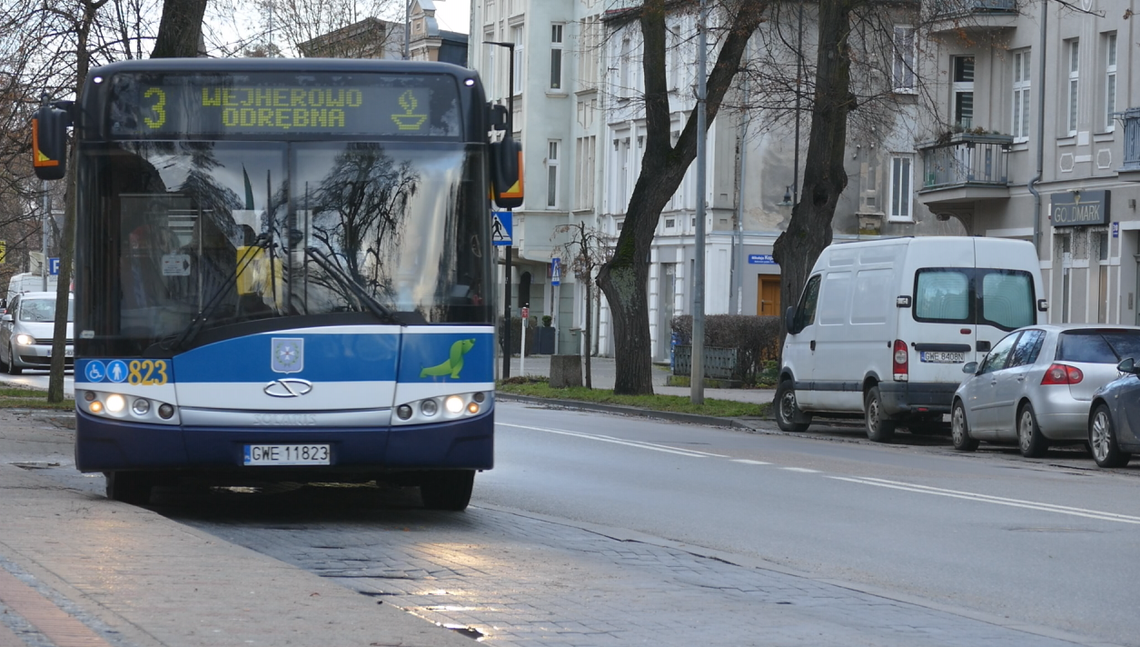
[165,235,271,351]
[304,247,397,323]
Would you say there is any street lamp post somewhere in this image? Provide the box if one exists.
[485,40,516,380]
[404,0,412,60]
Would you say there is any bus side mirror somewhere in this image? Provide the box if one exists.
[487,104,523,209]
[32,104,70,181]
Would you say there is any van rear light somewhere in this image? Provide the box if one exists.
[1041,363,1083,385]
[893,339,909,381]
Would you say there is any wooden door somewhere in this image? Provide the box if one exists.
[757,276,781,316]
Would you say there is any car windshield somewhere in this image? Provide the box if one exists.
[19,299,74,323]
[1056,329,1140,363]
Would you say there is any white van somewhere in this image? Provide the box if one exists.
[776,236,1047,441]
[6,272,57,306]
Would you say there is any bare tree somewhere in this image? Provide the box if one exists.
[597,0,769,396]
[554,221,613,389]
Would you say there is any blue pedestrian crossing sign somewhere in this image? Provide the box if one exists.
[551,257,561,286]
[492,211,512,246]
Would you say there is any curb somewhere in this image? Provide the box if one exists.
[496,393,769,430]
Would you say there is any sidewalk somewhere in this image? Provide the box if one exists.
[0,411,475,647]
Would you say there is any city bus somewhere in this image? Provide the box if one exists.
[33,58,521,509]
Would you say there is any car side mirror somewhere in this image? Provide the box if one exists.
[0,313,11,323]
[783,306,798,335]
[962,361,978,374]
[1118,357,1138,375]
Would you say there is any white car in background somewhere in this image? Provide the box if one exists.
[0,291,74,375]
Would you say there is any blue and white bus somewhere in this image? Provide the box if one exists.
[34,58,521,509]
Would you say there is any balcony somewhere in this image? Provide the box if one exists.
[917,133,1012,209]
[930,0,1019,34]
[1118,108,1140,182]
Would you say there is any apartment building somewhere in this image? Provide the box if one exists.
[915,0,1140,326]
[472,1,1010,362]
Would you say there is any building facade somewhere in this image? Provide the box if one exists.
[471,1,1140,365]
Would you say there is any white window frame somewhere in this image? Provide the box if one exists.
[546,140,560,209]
[512,25,525,96]
[952,56,974,130]
[483,31,497,100]
[575,135,595,210]
[1012,50,1031,142]
[1067,39,1080,136]
[892,25,916,93]
[1104,32,1117,132]
[618,36,633,98]
[549,24,564,91]
[888,155,913,222]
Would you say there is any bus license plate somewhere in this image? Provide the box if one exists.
[243,444,331,466]
[920,351,965,363]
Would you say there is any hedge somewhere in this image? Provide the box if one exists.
[671,314,781,385]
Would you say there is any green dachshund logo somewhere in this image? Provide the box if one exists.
[420,339,476,379]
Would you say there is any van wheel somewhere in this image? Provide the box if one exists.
[864,386,896,442]
[951,401,978,451]
[774,379,810,432]
[1017,403,1048,458]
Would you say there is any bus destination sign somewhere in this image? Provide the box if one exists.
[108,72,460,139]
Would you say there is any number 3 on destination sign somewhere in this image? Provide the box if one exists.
[143,88,166,129]
[129,359,168,386]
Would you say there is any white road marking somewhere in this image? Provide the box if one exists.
[732,459,771,465]
[499,423,727,458]
[781,467,820,473]
[830,476,1140,525]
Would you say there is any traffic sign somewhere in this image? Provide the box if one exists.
[0,240,6,265]
[521,305,529,319]
[492,211,513,246]
[748,254,776,265]
[551,257,561,286]
[48,257,60,275]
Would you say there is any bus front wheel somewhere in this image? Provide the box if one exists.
[420,470,474,511]
[105,471,154,505]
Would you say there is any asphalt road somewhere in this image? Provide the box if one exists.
[483,402,1140,645]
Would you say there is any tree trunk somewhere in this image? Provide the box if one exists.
[598,0,767,395]
[150,0,209,58]
[771,0,858,342]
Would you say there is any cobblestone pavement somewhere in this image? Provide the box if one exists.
[166,487,1095,647]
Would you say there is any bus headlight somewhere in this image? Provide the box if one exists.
[444,396,464,414]
[105,394,126,413]
[131,398,151,416]
[421,399,439,416]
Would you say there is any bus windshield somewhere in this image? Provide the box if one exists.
[79,139,488,355]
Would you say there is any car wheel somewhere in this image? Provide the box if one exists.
[105,471,154,505]
[864,385,896,443]
[1017,403,1047,458]
[6,344,22,375]
[951,401,979,452]
[420,470,475,511]
[0,343,7,372]
[774,379,810,432]
[1089,404,1132,468]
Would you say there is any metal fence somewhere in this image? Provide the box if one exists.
[920,135,1012,190]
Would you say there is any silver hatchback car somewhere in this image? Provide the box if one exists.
[951,324,1140,457]
[0,291,74,375]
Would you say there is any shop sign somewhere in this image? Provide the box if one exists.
[1051,190,1110,227]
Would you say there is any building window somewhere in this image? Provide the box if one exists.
[1067,39,1080,135]
[546,140,560,208]
[953,56,974,129]
[512,25,525,94]
[892,26,916,93]
[575,136,595,210]
[579,16,600,90]
[483,31,497,99]
[1012,50,1031,142]
[618,37,632,97]
[889,155,913,222]
[550,24,564,90]
[1104,32,1117,132]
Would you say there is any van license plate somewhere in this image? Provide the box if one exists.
[920,351,965,363]
[243,444,331,466]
